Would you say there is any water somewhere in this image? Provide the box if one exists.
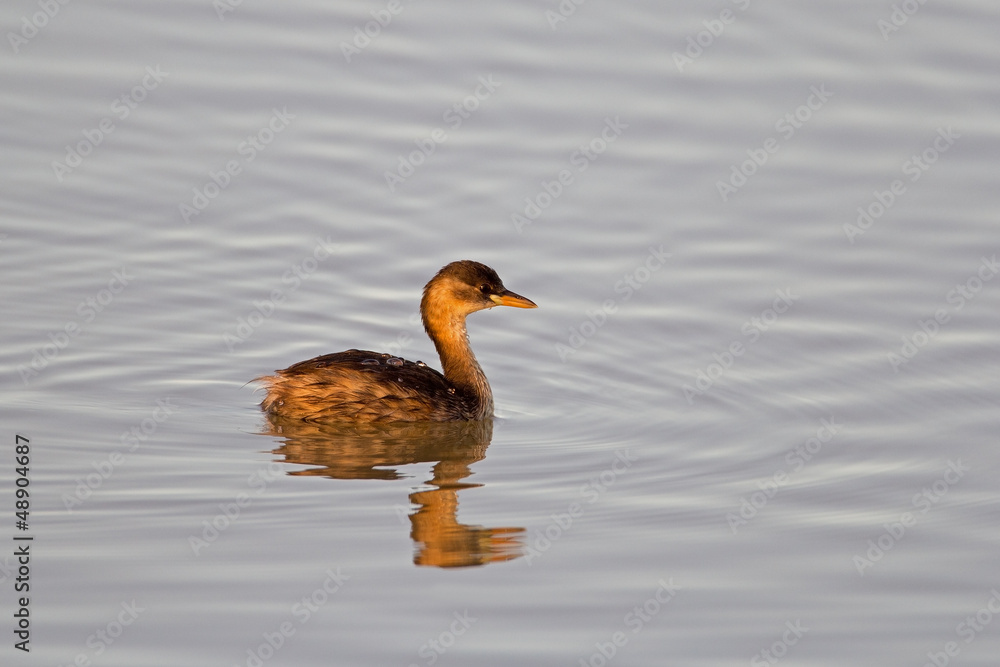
[2,1,999,665]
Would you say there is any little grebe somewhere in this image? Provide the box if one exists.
[256,260,536,422]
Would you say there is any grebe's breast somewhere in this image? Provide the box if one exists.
[258,349,487,423]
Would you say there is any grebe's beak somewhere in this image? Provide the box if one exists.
[490,289,537,309]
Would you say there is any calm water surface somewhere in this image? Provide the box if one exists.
[2,1,999,665]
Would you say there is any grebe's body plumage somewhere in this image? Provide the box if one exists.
[256,261,536,423]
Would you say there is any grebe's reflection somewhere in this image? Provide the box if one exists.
[264,418,523,567]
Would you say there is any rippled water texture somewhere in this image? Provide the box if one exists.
[2,1,999,665]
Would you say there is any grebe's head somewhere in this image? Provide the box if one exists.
[422,260,537,320]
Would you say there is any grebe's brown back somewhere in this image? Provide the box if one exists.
[255,260,537,423]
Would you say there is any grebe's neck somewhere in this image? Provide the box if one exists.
[421,295,493,416]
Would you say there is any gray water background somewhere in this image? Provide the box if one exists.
[1,1,999,665]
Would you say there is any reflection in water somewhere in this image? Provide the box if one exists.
[263,417,523,567]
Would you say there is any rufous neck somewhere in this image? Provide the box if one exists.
[421,305,492,408]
